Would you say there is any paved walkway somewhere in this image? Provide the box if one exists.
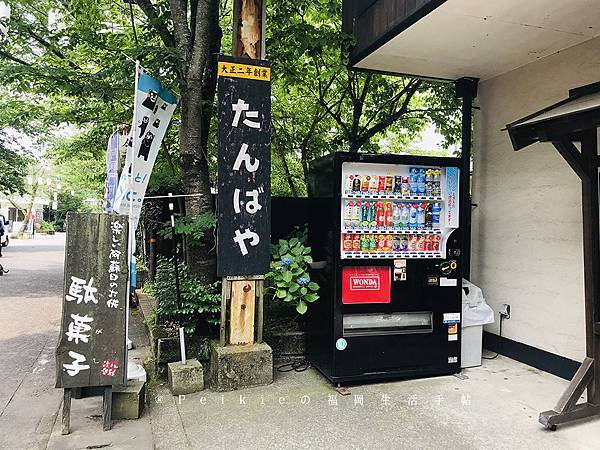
[0,234,65,449]
[0,234,153,449]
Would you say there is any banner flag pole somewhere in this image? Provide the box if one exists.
[125,60,141,386]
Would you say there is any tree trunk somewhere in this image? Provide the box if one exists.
[179,0,221,283]
[18,181,39,237]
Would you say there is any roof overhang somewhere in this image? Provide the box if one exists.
[506,82,600,151]
[350,0,600,81]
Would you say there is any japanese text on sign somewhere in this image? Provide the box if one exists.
[216,56,271,276]
[56,213,128,389]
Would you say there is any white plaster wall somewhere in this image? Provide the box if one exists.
[471,36,600,362]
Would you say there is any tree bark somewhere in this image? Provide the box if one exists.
[178,0,221,283]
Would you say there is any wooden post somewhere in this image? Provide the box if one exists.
[229,278,256,344]
[103,386,112,431]
[233,0,266,59]
[579,129,600,404]
[539,131,600,429]
[256,279,264,344]
[61,388,72,435]
[226,0,267,347]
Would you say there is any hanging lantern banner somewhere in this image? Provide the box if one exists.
[103,132,120,213]
[113,72,177,229]
[216,55,271,276]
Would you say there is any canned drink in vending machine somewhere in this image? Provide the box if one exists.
[378,176,386,192]
[394,176,403,193]
[385,176,394,193]
[392,236,401,252]
[408,235,417,252]
[416,235,425,251]
[385,235,393,251]
[344,201,353,227]
[343,234,353,251]
[361,175,370,192]
[353,201,361,227]
[401,177,410,196]
[369,235,377,252]
[360,235,369,251]
[377,234,386,251]
[345,175,354,194]
[432,234,441,252]
[352,234,361,251]
[353,175,362,192]
[424,234,433,251]
[369,176,378,192]
[401,236,408,251]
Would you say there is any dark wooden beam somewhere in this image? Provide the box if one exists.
[552,140,588,181]
[580,129,600,405]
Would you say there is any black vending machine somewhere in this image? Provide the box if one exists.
[307,152,463,384]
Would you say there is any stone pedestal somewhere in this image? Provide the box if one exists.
[112,381,145,420]
[210,340,273,392]
[168,359,204,395]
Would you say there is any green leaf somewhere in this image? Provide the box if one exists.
[303,255,313,263]
[276,289,287,299]
[296,300,308,314]
[306,293,319,302]
[308,282,319,291]
[300,287,307,295]
[289,237,299,246]
[284,294,294,303]
[302,246,311,255]
[282,271,293,283]
[289,283,300,293]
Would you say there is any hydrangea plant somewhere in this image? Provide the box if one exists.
[266,235,319,314]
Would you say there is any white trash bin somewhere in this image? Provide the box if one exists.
[461,279,494,368]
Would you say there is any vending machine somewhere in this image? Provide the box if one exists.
[306,152,463,383]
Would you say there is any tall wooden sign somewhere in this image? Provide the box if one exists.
[55,212,129,432]
[216,56,271,277]
[216,56,270,344]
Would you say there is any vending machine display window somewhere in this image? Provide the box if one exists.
[340,161,460,260]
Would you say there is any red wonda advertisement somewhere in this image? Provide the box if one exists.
[342,266,391,304]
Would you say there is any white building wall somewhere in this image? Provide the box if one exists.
[471,36,600,362]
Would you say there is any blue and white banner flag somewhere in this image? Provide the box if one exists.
[103,132,120,213]
[113,72,177,230]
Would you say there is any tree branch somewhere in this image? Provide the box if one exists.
[0,50,31,67]
[357,80,422,148]
[135,0,176,48]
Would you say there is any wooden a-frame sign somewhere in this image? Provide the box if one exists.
[507,82,600,430]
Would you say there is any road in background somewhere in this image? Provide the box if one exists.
[0,234,64,449]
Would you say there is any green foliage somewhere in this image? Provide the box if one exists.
[266,229,319,315]
[53,190,92,232]
[39,221,55,232]
[158,213,217,246]
[149,257,221,335]
[0,146,30,195]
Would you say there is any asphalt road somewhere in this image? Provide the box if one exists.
[0,234,65,449]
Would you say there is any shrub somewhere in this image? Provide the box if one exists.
[266,228,319,315]
[148,257,221,335]
[39,221,55,233]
